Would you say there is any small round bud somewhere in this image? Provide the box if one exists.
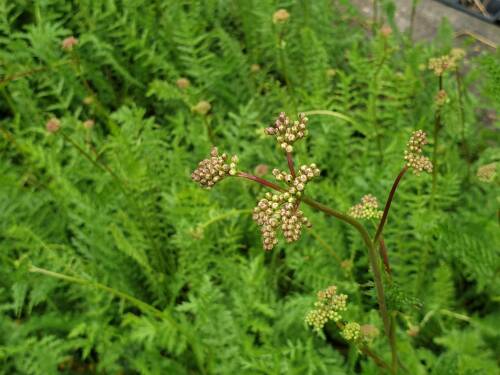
[273,9,290,24]
[192,100,211,115]
[176,78,190,89]
[45,118,61,133]
[61,36,78,51]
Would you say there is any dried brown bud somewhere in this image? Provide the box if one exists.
[45,118,61,133]
[273,9,290,24]
[61,36,78,51]
[176,78,190,89]
[192,100,211,115]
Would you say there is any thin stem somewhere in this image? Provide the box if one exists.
[29,265,207,374]
[60,132,126,189]
[236,172,285,192]
[455,68,470,179]
[431,75,443,199]
[0,60,76,86]
[390,314,398,373]
[374,166,408,246]
[286,152,296,177]
[30,265,163,317]
[409,0,419,41]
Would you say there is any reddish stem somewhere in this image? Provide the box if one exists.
[373,166,408,245]
[236,172,286,192]
[379,236,392,275]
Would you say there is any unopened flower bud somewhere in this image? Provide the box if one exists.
[273,9,290,24]
[192,100,211,115]
[404,130,433,175]
[83,119,95,129]
[61,36,78,51]
[45,118,60,133]
[176,78,190,89]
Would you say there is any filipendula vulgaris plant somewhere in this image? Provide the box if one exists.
[192,112,433,374]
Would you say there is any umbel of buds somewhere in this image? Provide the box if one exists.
[253,164,320,250]
[191,147,238,189]
[404,130,433,175]
[305,285,348,333]
[253,192,312,250]
[349,194,383,220]
[265,112,308,153]
[341,322,361,342]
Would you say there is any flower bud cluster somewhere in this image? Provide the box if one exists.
[45,118,61,133]
[265,112,309,153]
[253,164,319,250]
[305,285,348,333]
[428,55,455,76]
[349,194,383,220]
[477,162,497,183]
[273,9,290,24]
[272,163,320,193]
[428,49,465,76]
[434,89,448,106]
[341,322,361,342]
[252,191,311,250]
[404,130,433,175]
[191,147,238,189]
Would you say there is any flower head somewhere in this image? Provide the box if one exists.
[349,194,383,219]
[45,118,61,133]
[404,130,433,175]
[192,100,211,115]
[191,147,238,189]
[435,89,448,106]
[83,119,95,129]
[61,36,78,51]
[428,50,464,76]
[477,162,497,183]
[273,9,290,24]
[341,322,361,342]
[176,78,190,89]
[253,164,319,250]
[305,285,348,333]
[380,25,392,37]
[265,112,309,153]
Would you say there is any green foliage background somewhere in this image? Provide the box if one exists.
[0,0,499,374]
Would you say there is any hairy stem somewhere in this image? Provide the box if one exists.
[374,166,408,245]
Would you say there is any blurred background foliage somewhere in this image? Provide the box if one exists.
[0,0,499,374]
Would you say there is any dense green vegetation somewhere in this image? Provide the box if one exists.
[1,1,499,374]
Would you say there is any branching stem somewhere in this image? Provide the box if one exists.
[235,172,396,368]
